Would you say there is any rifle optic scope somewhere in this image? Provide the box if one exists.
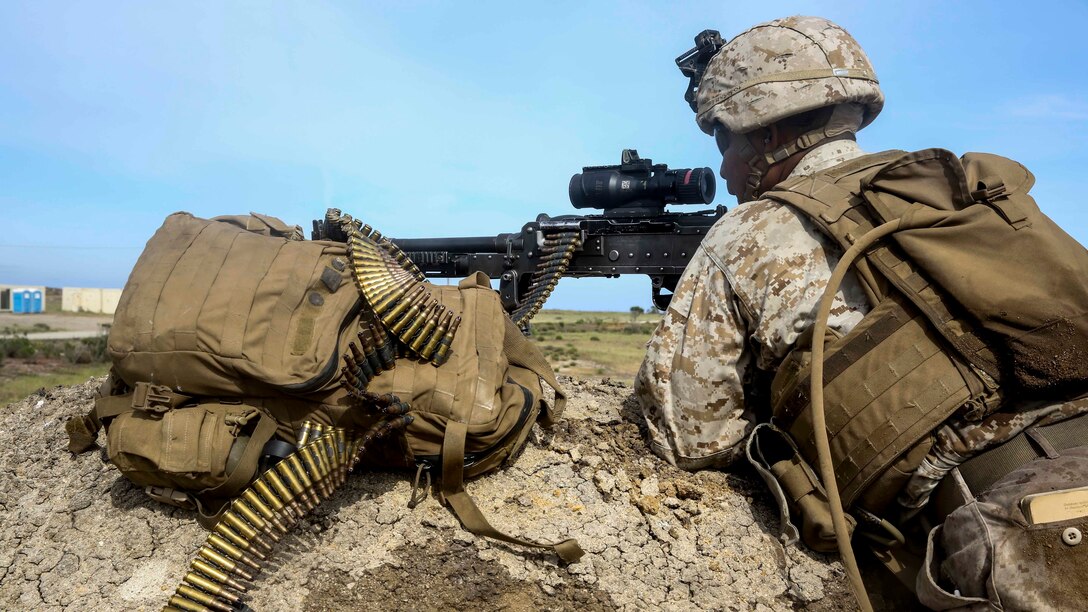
[568,149,715,211]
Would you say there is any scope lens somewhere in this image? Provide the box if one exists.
[674,167,715,204]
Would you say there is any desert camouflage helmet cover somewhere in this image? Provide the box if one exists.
[695,16,884,135]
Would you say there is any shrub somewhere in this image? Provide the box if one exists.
[0,331,35,359]
[66,336,109,365]
[590,336,600,342]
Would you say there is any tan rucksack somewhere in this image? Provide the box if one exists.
[743,149,1088,605]
[66,210,582,561]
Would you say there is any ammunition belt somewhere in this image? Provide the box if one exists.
[511,230,581,326]
[161,413,412,611]
[346,221,460,369]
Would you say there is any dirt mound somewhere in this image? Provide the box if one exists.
[0,377,854,611]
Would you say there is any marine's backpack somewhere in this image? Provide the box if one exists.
[745,149,1088,608]
[66,210,583,564]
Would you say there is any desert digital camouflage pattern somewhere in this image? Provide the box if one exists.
[899,395,1088,511]
[918,443,1088,609]
[635,139,871,470]
[695,16,883,136]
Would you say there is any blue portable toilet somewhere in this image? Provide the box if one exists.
[11,288,43,313]
[12,289,30,314]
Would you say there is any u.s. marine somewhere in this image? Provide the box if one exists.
[636,16,1088,610]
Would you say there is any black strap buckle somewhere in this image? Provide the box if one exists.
[131,382,187,414]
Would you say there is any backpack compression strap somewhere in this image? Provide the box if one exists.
[65,382,193,453]
[503,317,568,424]
[439,421,584,563]
[436,313,581,563]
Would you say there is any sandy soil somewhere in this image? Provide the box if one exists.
[0,312,114,333]
[0,376,862,611]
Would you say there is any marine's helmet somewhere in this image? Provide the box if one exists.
[695,15,883,136]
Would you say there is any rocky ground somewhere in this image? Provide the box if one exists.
[0,376,862,611]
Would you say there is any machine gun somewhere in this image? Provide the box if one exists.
[319,150,726,326]
[391,150,723,325]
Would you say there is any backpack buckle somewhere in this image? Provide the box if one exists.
[408,463,432,509]
[131,382,185,414]
[970,176,1007,202]
[145,485,196,510]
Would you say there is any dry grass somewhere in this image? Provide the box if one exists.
[528,309,661,380]
[0,309,659,405]
[0,362,106,406]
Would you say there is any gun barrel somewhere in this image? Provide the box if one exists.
[390,234,517,254]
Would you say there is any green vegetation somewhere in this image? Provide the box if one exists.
[0,363,107,406]
[0,328,109,365]
[529,309,661,379]
[0,327,111,405]
[0,330,36,361]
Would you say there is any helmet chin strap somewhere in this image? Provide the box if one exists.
[735,104,865,203]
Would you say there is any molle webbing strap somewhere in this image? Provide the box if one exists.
[440,421,584,563]
[783,297,971,505]
[775,300,913,425]
[955,411,1088,497]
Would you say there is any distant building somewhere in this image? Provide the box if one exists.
[0,284,46,313]
[61,287,123,315]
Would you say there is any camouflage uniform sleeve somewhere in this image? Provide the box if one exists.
[635,198,870,471]
[635,241,756,471]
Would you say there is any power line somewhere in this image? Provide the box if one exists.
[0,244,141,250]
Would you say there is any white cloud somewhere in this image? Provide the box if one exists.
[999,94,1088,121]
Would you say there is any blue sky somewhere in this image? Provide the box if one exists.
[1,1,1085,311]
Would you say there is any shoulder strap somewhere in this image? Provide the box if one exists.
[765,150,1001,381]
[764,150,905,305]
[503,317,567,425]
[440,420,584,563]
[433,275,581,562]
[65,382,193,453]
